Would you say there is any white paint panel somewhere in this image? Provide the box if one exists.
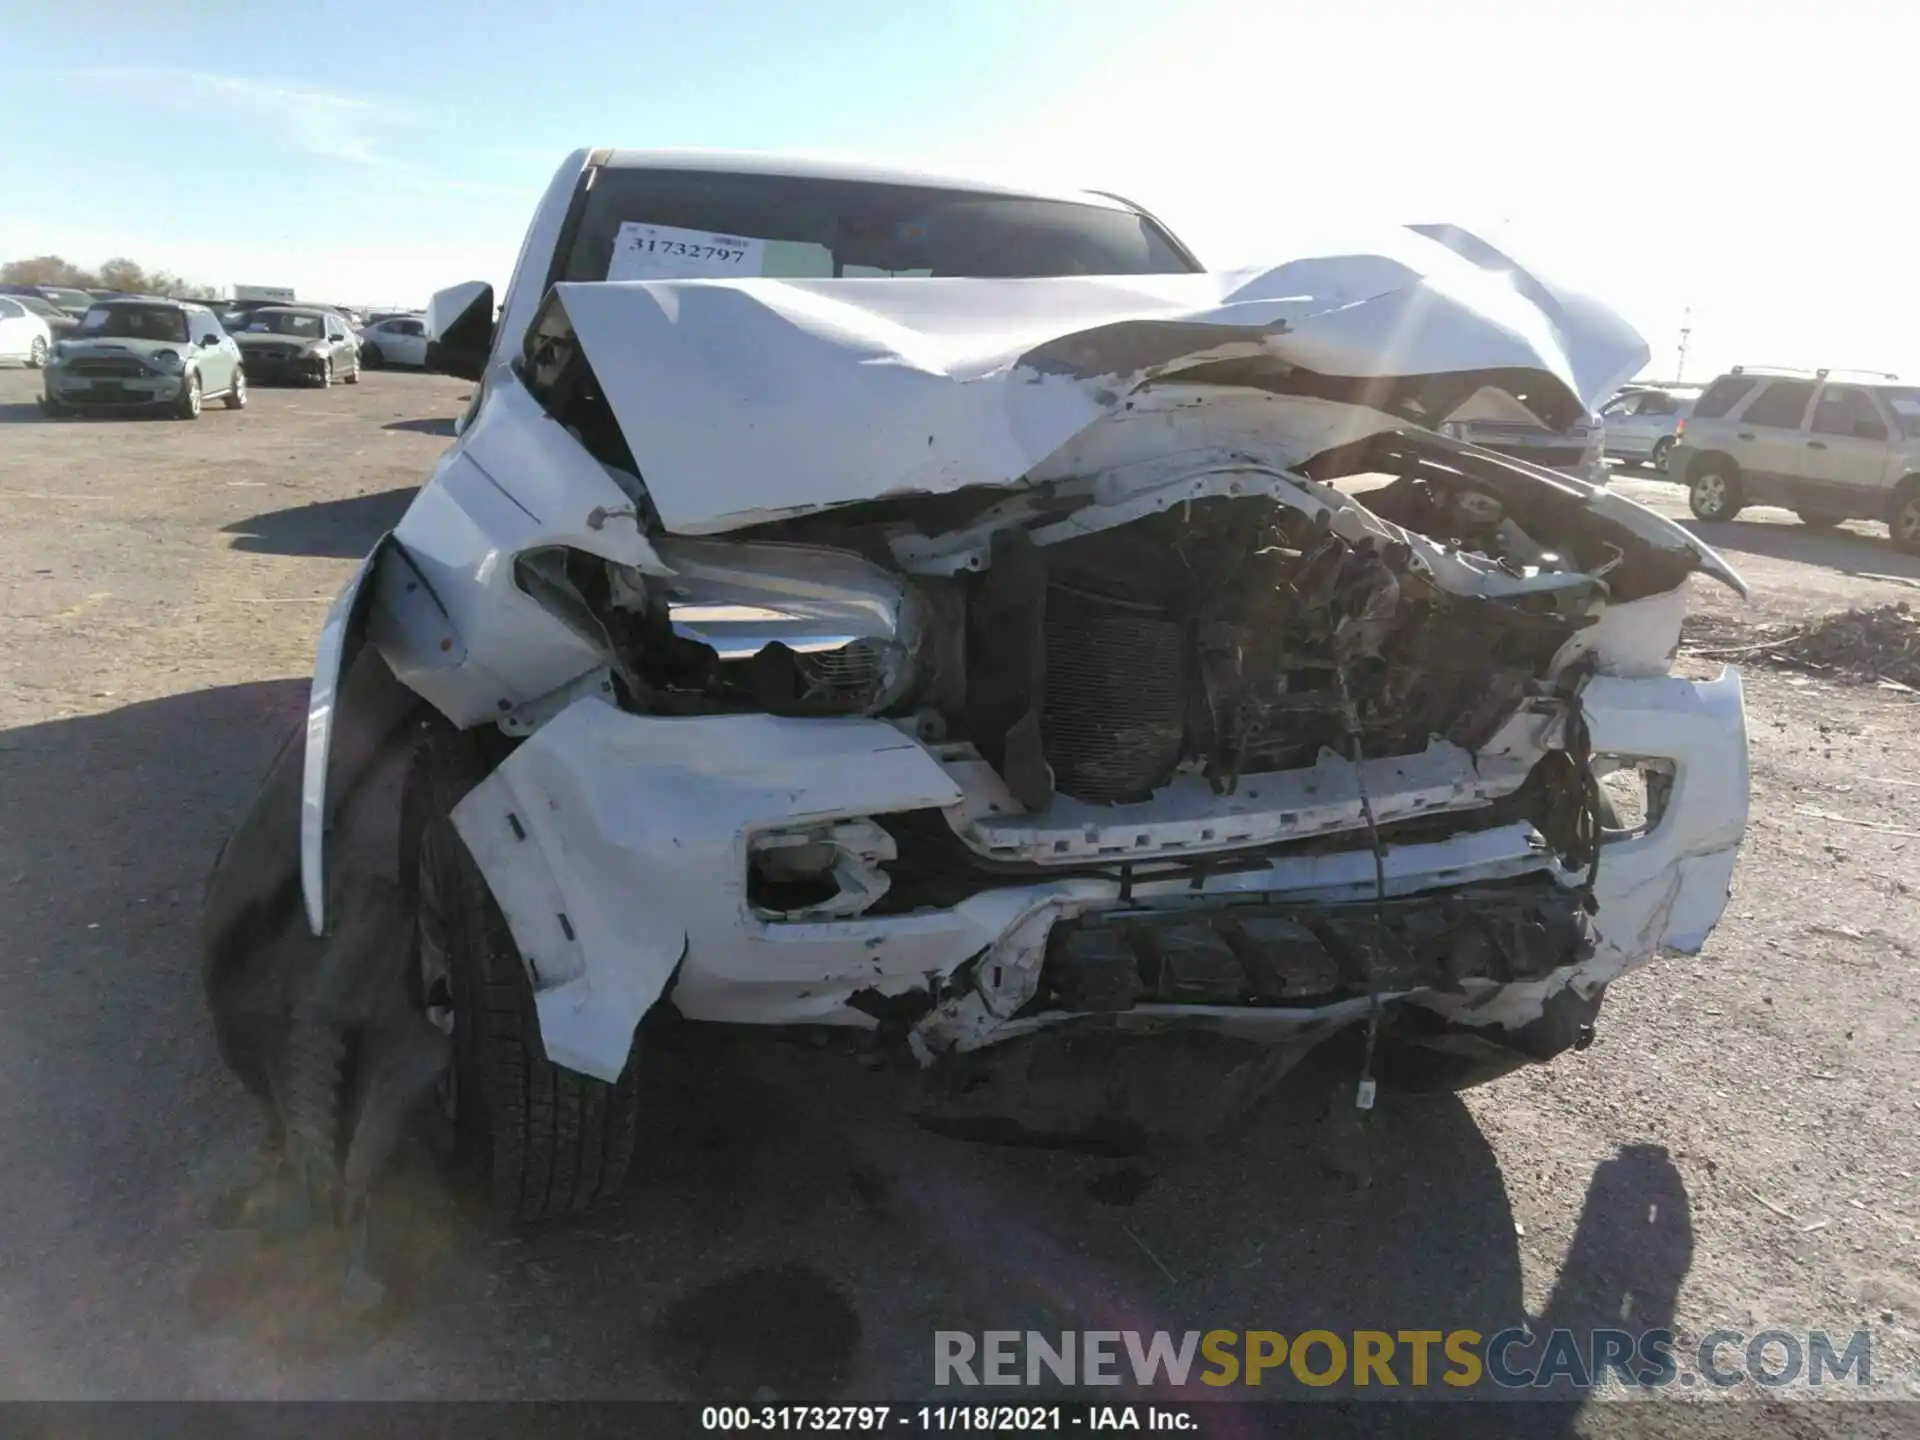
[554,225,1650,535]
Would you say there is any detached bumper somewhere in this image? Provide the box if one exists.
[451,670,1749,1083]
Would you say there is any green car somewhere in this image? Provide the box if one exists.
[40,298,247,420]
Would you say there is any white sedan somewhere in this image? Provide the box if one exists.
[0,296,53,368]
[358,316,429,369]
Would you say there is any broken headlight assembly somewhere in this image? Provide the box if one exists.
[516,537,927,719]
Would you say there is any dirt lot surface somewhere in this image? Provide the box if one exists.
[1,362,1916,1431]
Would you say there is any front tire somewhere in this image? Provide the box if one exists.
[403,729,641,1223]
[174,373,202,421]
[1688,458,1742,521]
[224,367,248,410]
[1892,485,1920,555]
[344,354,359,384]
[1651,435,1676,472]
[362,344,384,370]
[27,336,47,369]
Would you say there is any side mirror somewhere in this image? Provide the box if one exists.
[199,334,218,348]
[424,280,495,381]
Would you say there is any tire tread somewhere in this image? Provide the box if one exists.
[409,728,640,1223]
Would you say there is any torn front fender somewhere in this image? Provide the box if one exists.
[202,550,447,1213]
[201,640,420,1108]
[299,536,468,936]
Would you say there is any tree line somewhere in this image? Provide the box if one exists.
[1,254,216,299]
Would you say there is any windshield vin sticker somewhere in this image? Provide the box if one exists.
[607,222,768,281]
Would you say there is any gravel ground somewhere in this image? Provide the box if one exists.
[1,364,1915,1432]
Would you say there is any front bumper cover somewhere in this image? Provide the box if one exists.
[242,353,329,382]
[44,372,186,408]
[449,669,1748,1082]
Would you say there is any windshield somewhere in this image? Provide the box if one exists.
[240,311,325,339]
[1880,388,1920,437]
[561,167,1196,284]
[76,305,189,343]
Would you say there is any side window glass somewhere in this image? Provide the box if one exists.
[1693,376,1758,419]
[1639,393,1677,416]
[1741,380,1816,429]
[1812,388,1888,441]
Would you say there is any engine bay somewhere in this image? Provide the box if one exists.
[511,433,1661,837]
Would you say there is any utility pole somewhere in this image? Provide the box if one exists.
[1675,305,1693,383]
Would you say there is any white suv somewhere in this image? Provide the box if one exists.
[1669,366,1920,551]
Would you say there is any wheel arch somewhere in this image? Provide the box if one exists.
[1685,448,1739,484]
[293,535,475,934]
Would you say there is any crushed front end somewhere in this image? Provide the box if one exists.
[207,239,1751,1222]
[441,433,1748,1100]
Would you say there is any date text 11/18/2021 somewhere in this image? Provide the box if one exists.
[701,1405,1197,1432]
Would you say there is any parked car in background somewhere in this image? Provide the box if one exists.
[0,296,55,367]
[218,297,291,329]
[12,293,81,342]
[358,314,428,367]
[0,282,98,318]
[1438,395,1608,482]
[40,298,246,418]
[1601,384,1700,471]
[1668,365,1920,550]
[217,296,356,328]
[228,305,360,386]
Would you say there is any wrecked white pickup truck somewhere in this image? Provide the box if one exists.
[203,149,1750,1230]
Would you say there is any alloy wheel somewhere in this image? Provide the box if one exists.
[1896,495,1920,551]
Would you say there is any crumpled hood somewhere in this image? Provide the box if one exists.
[550,225,1649,536]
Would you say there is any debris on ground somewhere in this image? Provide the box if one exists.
[1685,602,1920,690]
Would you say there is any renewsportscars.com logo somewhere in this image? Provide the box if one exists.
[934,1328,1876,1391]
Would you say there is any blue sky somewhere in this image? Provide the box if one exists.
[4,0,1917,381]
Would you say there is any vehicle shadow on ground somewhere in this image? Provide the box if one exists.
[1680,514,1920,582]
[382,417,457,437]
[0,683,1695,1417]
[222,488,416,557]
[0,400,49,424]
